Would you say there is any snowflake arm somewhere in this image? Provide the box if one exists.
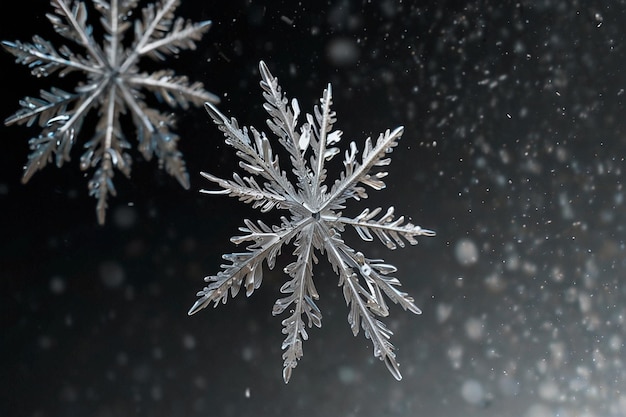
[205,102,301,208]
[257,62,347,212]
[3,87,77,182]
[3,87,77,129]
[124,0,207,63]
[83,84,133,223]
[199,172,288,213]
[134,15,210,61]
[319,223,420,381]
[309,83,341,195]
[1,38,99,78]
[258,61,312,191]
[49,0,108,67]
[127,71,220,108]
[324,126,404,210]
[273,225,322,383]
[188,217,307,315]
[328,206,437,249]
[14,81,108,185]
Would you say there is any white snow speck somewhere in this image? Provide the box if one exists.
[460,379,485,405]
[454,238,479,266]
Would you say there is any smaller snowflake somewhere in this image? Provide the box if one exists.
[3,0,219,224]
[189,61,435,383]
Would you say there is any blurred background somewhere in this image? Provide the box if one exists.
[1,1,625,416]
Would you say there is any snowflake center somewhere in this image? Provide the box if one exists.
[311,211,321,221]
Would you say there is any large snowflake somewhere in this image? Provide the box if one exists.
[189,61,435,383]
[3,0,218,224]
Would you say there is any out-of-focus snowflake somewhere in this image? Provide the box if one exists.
[188,61,435,383]
[3,0,219,224]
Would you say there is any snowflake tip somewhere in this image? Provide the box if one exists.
[188,297,207,316]
[204,102,225,123]
[385,356,403,381]
[258,60,270,79]
[198,20,212,30]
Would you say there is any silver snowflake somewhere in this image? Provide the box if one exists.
[189,61,435,383]
[3,0,219,224]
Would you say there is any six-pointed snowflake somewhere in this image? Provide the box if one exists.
[3,0,219,224]
[189,61,435,383]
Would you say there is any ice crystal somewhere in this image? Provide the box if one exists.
[189,61,435,383]
[3,0,219,224]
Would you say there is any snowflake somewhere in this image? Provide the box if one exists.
[3,0,219,224]
[188,61,436,383]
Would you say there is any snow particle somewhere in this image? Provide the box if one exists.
[49,275,66,294]
[326,37,360,67]
[523,404,553,417]
[538,380,560,401]
[436,303,453,324]
[464,317,485,341]
[338,366,358,384]
[454,238,479,266]
[182,334,196,350]
[460,379,485,405]
[99,261,125,288]
[113,205,138,229]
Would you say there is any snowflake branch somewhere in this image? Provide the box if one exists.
[127,70,219,107]
[4,87,77,128]
[138,19,211,60]
[49,0,107,67]
[272,225,322,383]
[83,84,132,224]
[120,0,208,70]
[320,225,406,381]
[116,82,190,188]
[205,102,301,204]
[259,61,301,142]
[97,0,125,67]
[324,126,404,210]
[329,207,436,249]
[188,217,310,315]
[21,128,74,184]
[311,83,338,194]
[200,171,288,213]
[1,38,100,77]
[258,61,313,195]
[19,81,108,183]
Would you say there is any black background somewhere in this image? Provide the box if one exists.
[1,1,625,416]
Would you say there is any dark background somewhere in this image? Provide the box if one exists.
[1,1,625,416]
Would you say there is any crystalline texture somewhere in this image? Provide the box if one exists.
[3,0,219,224]
[189,61,435,383]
